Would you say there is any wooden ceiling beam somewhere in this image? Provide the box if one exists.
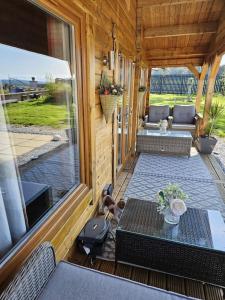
[186,64,200,79]
[144,22,218,38]
[208,6,225,58]
[147,57,203,67]
[142,47,208,58]
[138,0,212,7]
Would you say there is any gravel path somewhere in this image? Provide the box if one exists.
[7,124,67,137]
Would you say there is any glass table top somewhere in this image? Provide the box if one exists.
[118,198,225,252]
[137,129,192,138]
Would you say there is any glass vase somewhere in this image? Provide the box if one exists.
[164,208,180,225]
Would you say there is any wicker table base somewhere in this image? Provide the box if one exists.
[116,198,225,287]
[136,130,192,157]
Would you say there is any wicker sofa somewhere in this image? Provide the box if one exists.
[0,242,198,300]
[144,104,200,137]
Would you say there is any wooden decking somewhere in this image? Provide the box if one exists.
[68,153,225,300]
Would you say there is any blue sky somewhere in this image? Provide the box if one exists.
[0,44,71,82]
[221,54,225,66]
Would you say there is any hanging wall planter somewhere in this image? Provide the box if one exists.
[98,72,124,123]
[100,94,117,123]
[116,95,124,108]
[138,91,145,118]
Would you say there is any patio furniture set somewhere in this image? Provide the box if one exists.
[120,145,225,286]
[144,104,200,137]
[119,104,225,286]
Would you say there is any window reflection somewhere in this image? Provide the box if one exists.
[0,0,80,259]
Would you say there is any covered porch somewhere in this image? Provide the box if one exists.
[1,0,225,299]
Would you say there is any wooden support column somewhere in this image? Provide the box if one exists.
[85,14,96,201]
[131,61,141,155]
[195,63,208,112]
[203,55,222,127]
[144,67,151,116]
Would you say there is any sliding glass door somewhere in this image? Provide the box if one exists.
[115,55,134,174]
[0,0,80,261]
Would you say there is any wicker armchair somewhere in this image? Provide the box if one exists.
[169,105,201,138]
[0,242,56,300]
[144,105,170,129]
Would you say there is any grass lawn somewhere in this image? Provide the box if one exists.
[4,97,68,128]
[149,93,225,137]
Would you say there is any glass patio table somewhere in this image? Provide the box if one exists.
[116,198,225,286]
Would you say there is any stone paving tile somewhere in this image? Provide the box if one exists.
[20,144,80,204]
[16,140,47,147]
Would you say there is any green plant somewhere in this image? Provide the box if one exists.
[206,101,225,137]
[99,72,124,96]
[156,184,187,213]
[220,71,225,96]
[139,86,146,92]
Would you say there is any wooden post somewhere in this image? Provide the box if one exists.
[144,67,151,116]
[131,61,141,155]
[203,55,222,128]
[85,15,96,201]
[195,63,208,112]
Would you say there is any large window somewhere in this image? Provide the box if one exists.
[0,0,80,260]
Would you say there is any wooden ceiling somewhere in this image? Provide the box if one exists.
[137,0,225,67]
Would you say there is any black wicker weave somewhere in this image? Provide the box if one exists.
[116,198,225,287]
[0,242,56,300]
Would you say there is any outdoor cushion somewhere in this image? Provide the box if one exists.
[171,124,196,134]
[144,122,160,129]
[173,105,195,124]
[38,261,197,300]
[148,105,170,122]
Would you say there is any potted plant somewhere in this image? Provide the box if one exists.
[156,184,187,225]
[138,86,146,118]
[196,101,225,154]
[99,73,124,122]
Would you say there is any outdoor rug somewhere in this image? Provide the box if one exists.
[133,152,213,182]
[124,152,225,219]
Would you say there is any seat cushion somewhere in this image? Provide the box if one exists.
[148,105,170,122]
[173,105,195,124]
[144,122,160,129]
[38,261,197,300]
[171,124,196,131]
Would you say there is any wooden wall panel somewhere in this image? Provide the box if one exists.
[93,0,136,201]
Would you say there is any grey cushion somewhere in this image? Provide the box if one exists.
[144,122,160,129]
[171,124,196,131]
[173,105,195,124]
[38,261,197,300]
[148,105,170,122]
